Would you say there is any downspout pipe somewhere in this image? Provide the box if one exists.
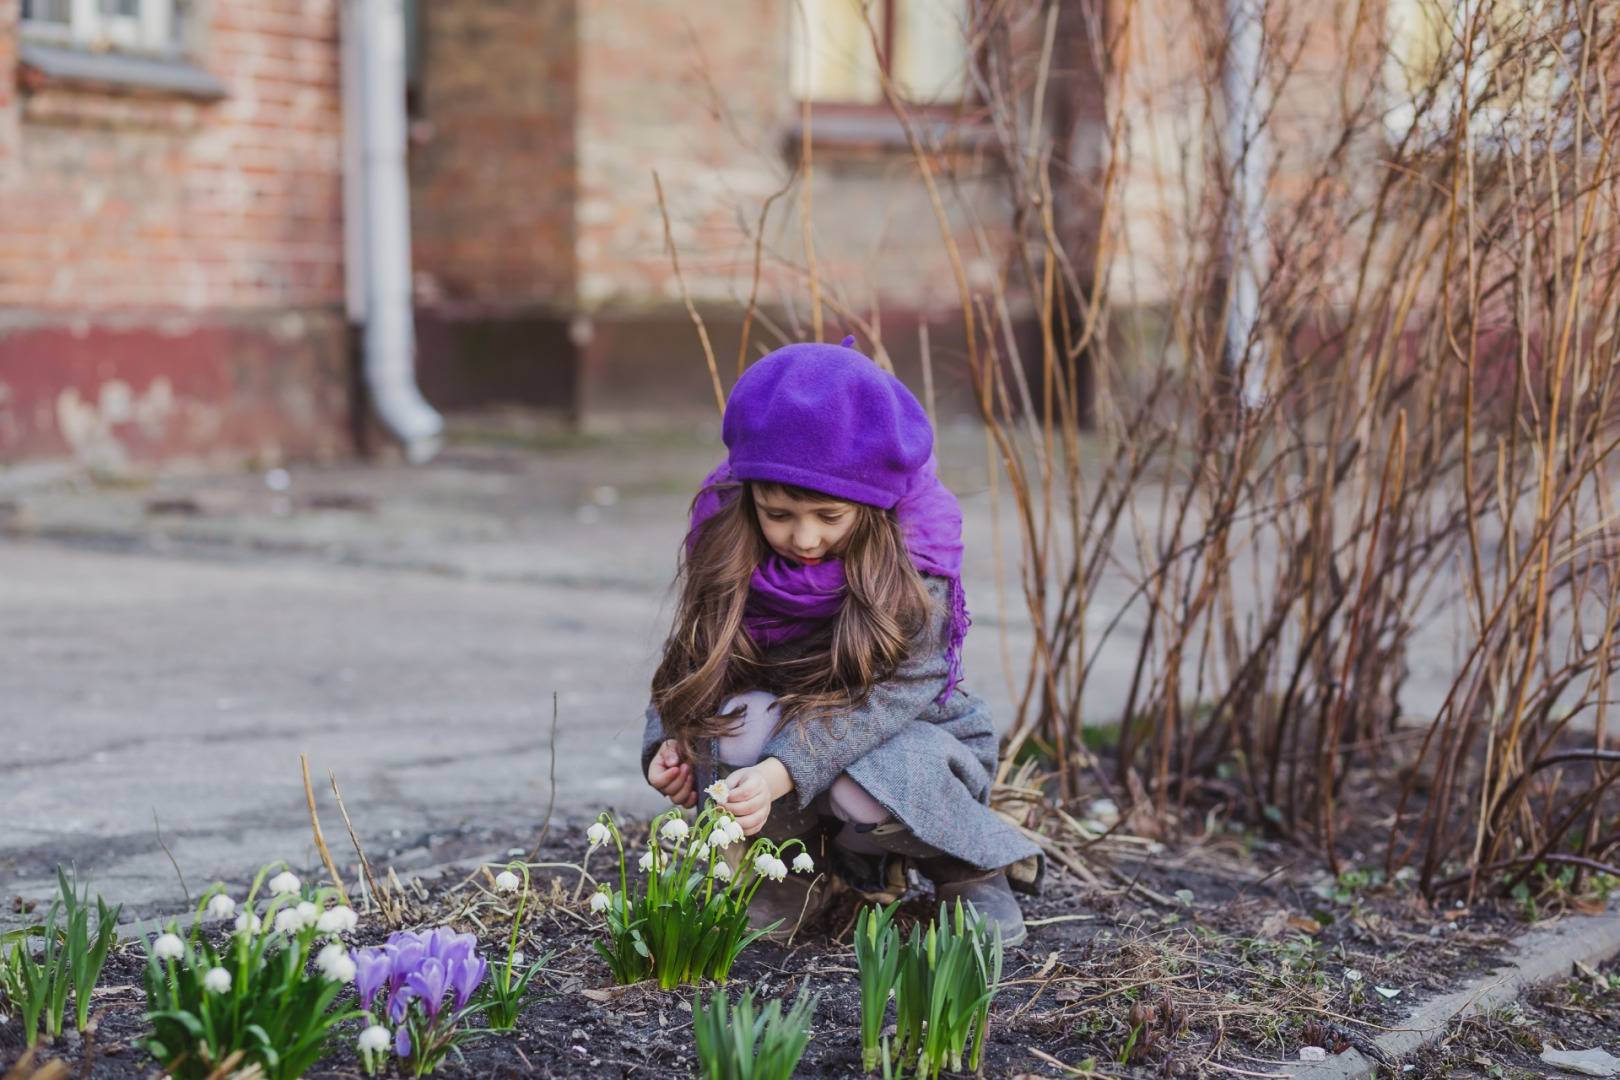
[1223,0,1271,411]
[341,0,443,464]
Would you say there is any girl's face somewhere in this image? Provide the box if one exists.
[752,486,860,566]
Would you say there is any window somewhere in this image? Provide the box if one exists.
[789,0,971,106]
[21,0,176,55]
[1383,0,1582,146]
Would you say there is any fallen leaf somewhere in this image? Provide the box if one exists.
[1570,896,1610,916]
[1287,915,1322,935]
[1258,909,1290,939]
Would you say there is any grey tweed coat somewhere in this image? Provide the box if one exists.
[639,576,1041,872]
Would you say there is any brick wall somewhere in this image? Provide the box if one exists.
[408,0,577,308]
[0,0,350,464]
[570,0,1019,418]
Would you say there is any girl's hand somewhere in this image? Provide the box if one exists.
[647,740,696,808]
[719,758,794,836]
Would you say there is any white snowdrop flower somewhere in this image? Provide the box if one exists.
[704,779,729,803]
[590,890,612,913]
[316,906,358,935]
[152,933,185,960]
[712,861,733,882]
[295,901,319,927]
[494,871,521,893]
[638,850,656,872]
[660,818,690,841]
[203,967,232,993]
[273,908,304,933]
[792,852,815,874]
[770,857,788,881]
[691,842,711,862]
[206,894,235,918]
[725,819,746,845]
[268,871,301,896]
[358,1026,392,1054]
[317,944,356,983]
[754,853,777,877]
[586,821,611,846]
[234,912,262,935]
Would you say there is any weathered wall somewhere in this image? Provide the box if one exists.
[570,0,1016,417]
[0,0,350,465]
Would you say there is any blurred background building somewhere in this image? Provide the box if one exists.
[0,0,1047,468]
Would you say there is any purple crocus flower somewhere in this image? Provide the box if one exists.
[395,1025,412,1059]
[406,957,450,1021]
[351,948,393,1014]
[384,936,427,1021]
[448,953,488,1011]
[425,926,478,967]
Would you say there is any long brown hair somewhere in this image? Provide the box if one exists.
[651,480,933,753]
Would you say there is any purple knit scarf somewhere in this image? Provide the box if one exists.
[689,457,971,702]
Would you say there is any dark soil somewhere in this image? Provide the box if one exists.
[0,820,1594,1080]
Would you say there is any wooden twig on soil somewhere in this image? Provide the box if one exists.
[329,767,395,924]
[300,753,349,906]
[152,807,189,907]
[527,692,560,861]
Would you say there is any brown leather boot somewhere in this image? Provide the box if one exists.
[913,856,1028,947]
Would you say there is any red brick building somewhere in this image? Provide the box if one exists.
[0,0,1056,465]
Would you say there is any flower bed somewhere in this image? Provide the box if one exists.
[0,819,1549,1079]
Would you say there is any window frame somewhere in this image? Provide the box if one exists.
[20,0,179,59]
[789,0,975,112]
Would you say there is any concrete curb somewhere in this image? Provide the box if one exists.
[1276,907,1620,1079]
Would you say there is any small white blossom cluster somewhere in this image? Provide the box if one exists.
[704,779,730,804]
[754,853,789,881]
[316,943,357,983]
[710,814,745,849]
[659,818,690,841]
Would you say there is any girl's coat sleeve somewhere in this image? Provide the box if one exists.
[762,576,962,808]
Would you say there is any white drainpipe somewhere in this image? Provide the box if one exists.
[1223,0,1271,411]
[341,0,443,464]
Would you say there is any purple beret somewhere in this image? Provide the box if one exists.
[722,338,934,509]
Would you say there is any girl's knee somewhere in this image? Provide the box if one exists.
[827,774,890,825]
[716,690,781,767]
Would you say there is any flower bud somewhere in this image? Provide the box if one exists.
[638,850,656,872]
[152,933,185,960]
[267,871,301,896]
[203,966,232,993]
[494,871,521,893]
[206,894,235,918]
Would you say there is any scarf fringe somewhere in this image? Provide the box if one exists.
[939,576,971,705]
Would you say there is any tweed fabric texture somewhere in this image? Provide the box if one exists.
[641,577,1040,872]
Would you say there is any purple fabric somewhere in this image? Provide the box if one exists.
[689,339,971,699]
[721,337,934,508]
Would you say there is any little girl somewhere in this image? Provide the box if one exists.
[640,338,1041,944]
